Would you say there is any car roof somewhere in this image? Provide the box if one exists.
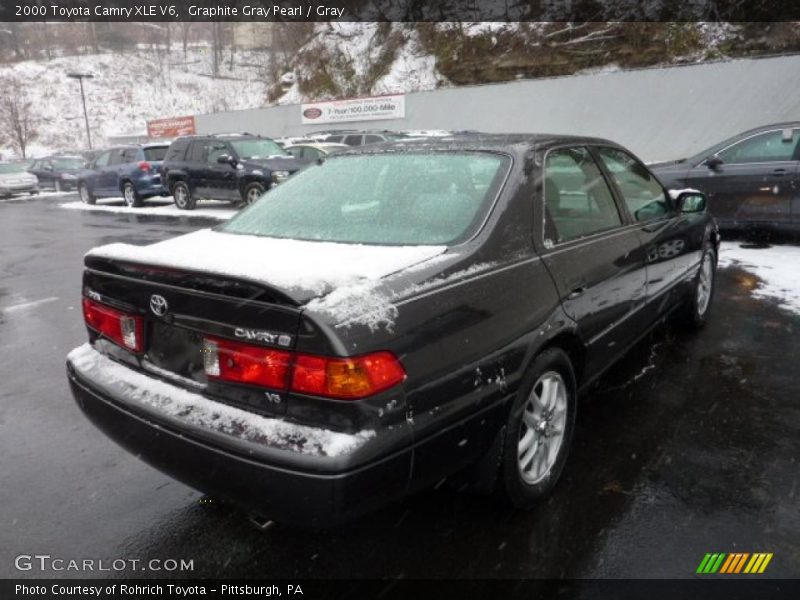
[688,121,800,163]
[330,132,624,154]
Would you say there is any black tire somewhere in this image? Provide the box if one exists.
[680,244,717,330]
[498,347,577,509]
[122,181,143,208]
[172,181,196,210]
[243,182,266,206]
[78,183,95,205]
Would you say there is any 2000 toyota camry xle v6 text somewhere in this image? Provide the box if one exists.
[66,134,719,526]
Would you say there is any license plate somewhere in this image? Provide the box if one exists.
[146,322,206,383]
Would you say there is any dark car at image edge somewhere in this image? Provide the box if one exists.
[651,121,800,232]
[66,134,719,527]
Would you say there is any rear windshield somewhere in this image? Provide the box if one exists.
[221,152,510,246]
[143,146,168,161]
[230,139,287,159]
[0,163,24,174]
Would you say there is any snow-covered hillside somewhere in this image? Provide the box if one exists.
[1,46,273,157]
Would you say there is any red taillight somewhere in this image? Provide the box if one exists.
[82,297,143,352]
[138,161,151,173]
[202,336,405,400]
[203,336,292,389]
[291,351,406,400]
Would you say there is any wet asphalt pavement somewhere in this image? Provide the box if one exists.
[1,194,798,580]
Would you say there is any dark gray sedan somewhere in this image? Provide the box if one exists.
[651,122,800,231]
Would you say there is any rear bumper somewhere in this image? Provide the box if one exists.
[66,345,410,527]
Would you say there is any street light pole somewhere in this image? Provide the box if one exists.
[67,72,94,149]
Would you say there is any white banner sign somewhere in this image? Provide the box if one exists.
[301,94,405,125]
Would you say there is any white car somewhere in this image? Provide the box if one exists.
[284,142,350,161]
[0,162,38,197]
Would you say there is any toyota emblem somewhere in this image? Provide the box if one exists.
[149,294,168,317]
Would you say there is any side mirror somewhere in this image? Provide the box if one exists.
[45,165,54,171]
[705,155,723,170]
[674,190,707,214]
[217,154,235,165]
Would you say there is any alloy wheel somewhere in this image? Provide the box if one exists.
[696,253,714,316]
[518,371,568,484]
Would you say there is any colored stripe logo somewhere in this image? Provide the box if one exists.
[696,553,773,574]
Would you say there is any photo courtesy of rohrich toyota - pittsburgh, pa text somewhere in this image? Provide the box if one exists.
[0,1,799,599]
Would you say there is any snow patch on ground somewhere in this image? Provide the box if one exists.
[718,241,800,315]
[87,228,447,301]
[61,197,237,220]
[67,343,374,458]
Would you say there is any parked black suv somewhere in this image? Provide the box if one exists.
[160,134,306,210]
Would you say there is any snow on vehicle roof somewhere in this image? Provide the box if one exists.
[67,343,374,457]
[86,228,447,300]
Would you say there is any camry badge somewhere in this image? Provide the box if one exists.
[149,294,168,317]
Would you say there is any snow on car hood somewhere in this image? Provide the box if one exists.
[86,228,447,302]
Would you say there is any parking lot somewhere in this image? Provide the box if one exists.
[1,192,798,579]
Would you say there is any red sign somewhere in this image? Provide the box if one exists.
[147,115,196,139]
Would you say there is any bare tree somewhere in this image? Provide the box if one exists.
[0,77,39,158]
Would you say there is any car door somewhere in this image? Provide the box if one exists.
[200,140,237,200]
[29,160,47,187]
[594,145,702,319]
[88,150,112,196]
[537,145,647,380]
[98,148,124,196]
[684,128,800,226]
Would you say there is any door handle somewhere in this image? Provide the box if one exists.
[567,286,587,300]
[772,168,787,176]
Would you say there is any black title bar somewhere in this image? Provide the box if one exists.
[1,0,798,22]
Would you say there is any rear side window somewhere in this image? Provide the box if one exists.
[120,148,139,163]
[144,146,168,161]
[165,140,190,162]
[325,135,343,143]
[188,141,206,162]
[343,135,363,146]
[544,147,622,243]
[364,135,383,144]
[595,146,669,222]
[717,129,800,164]
[107,148,125,166]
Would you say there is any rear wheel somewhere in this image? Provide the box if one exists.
[498,348,577,508]
[78,183,95,205]
[681,244,717,330]
[172,181,196,210]
[243,182,265,206]
[122,182,143,208]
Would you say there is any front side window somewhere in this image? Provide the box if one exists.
[229,138,287,159]
[93,151,111,168]
[544,147,622,242]
[717,129,800,164]
[221,152,510,246]
[595,146,669,222]
[344,135,363,146]
[206,142,231,164]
